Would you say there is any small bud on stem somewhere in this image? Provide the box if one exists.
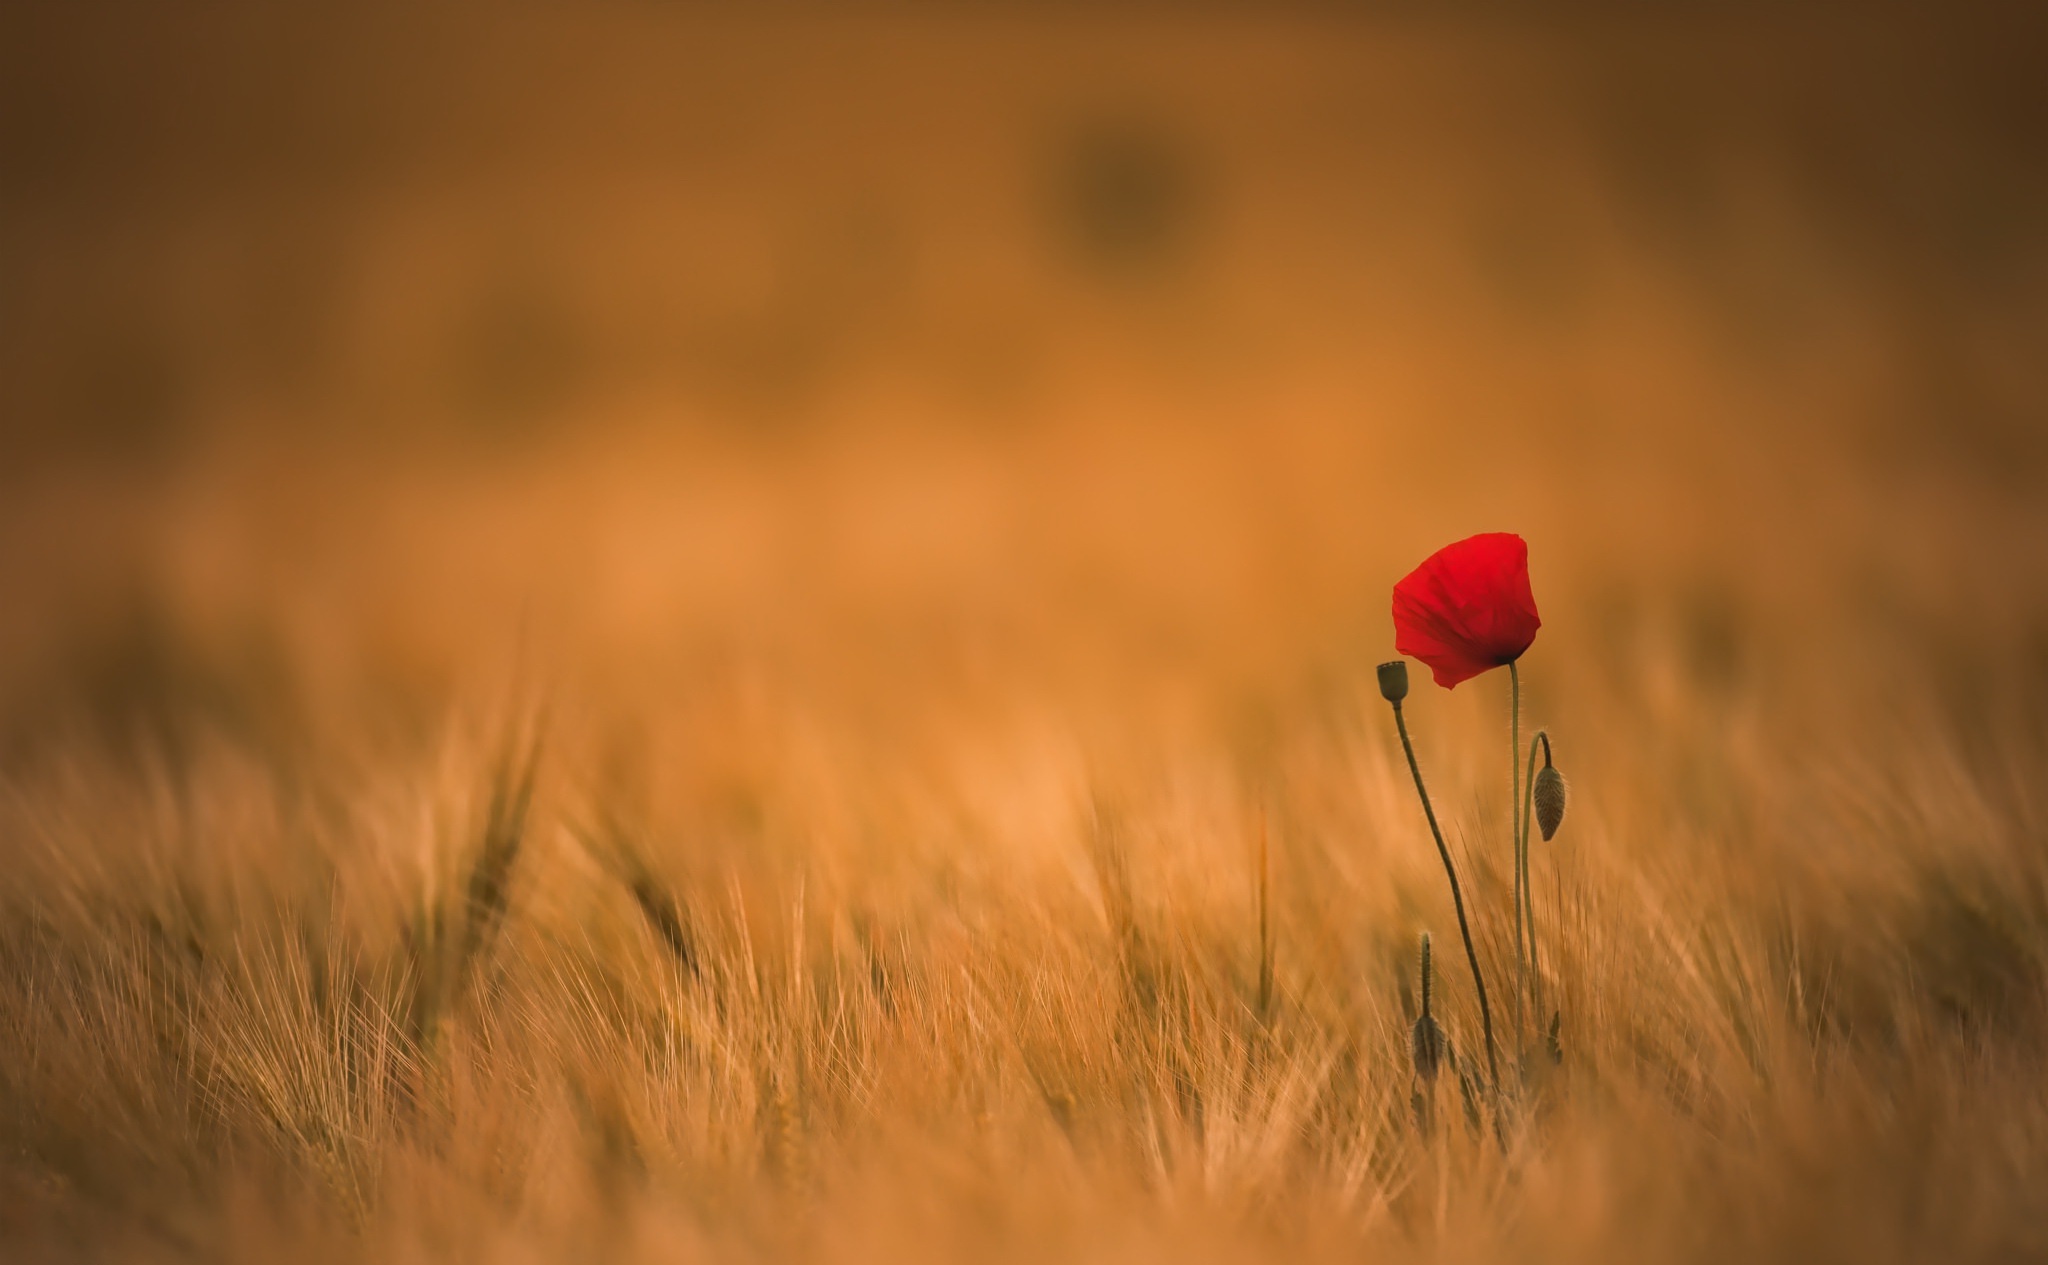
[1377,660,1410,703]
[1534,760,1566,841]
[1411,932,1445,1083]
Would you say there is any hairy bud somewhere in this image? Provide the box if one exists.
[1411,932,1443,1082]
[1412,1013,1445,1083]
[1533,764,1566,841]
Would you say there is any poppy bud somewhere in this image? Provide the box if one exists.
[1412,1013,1445,1083]
[1377,660,1410,703]
[1411,931,1443,1083]
[1533,764,1566,841]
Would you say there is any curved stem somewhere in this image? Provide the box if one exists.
[1392,700,1500,1093]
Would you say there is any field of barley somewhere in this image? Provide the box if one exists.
[3,4,2048,1261]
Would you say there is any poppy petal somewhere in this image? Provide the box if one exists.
[1391,532,1540,689]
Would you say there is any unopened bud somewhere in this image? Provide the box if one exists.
[1411,1012,1445,1083]
[1411,930,1443,1082]
[1376,660,1410,703]
[1533,764,1567,841]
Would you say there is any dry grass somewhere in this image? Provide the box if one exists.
[3,5,2048,1261]
[4,420,2047,1265]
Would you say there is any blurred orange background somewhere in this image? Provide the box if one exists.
[2,1,2045,777]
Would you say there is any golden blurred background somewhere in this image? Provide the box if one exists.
[7,9,2048,1258]
[2,0,2045,800]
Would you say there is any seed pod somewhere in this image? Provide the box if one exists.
[1533,764,1566,841]
[1412,1013,1446,1083]
[1376,660,1410,703]
[1411,932,1444,1082]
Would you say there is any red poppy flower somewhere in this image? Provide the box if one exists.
[1392,532,1541,689]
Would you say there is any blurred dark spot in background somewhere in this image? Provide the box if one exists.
[447,264,586,435]
[1051,114,1205,282]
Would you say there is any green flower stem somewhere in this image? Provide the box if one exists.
[1521,729,1552,1026]
[1510,661,1523,1040]
[1392,697,1500,1093]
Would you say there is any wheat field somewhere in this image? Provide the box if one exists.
[4,5,2048,1262]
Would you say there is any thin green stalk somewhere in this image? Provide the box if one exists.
[1510,661,1523,1040]
[1521,730,1552,1026]
[1392,699,1500,1092]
